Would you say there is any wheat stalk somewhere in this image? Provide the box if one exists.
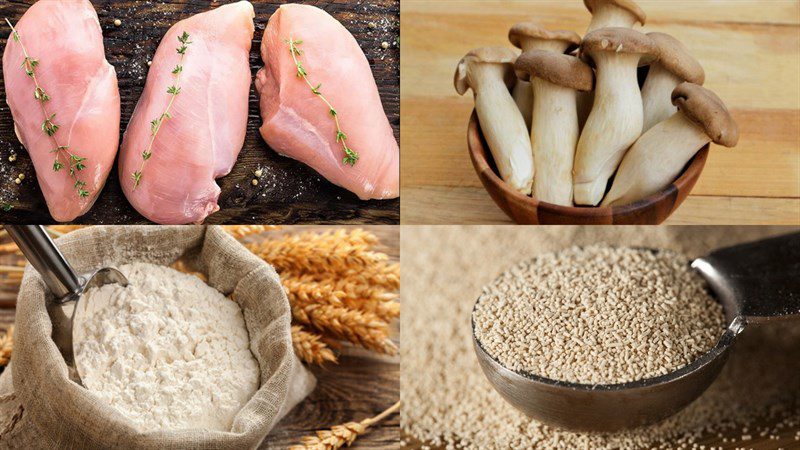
[292,325,337,365]
[289,400,401,450]
[292,303,397,355]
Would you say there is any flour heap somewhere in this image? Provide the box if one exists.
[74,262,260,432]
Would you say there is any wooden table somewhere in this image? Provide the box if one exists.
[0,225,399,449]
[0,0,399,224]
[400,0,800,225]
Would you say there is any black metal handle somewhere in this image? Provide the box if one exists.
[692,232,800,323]
[5,225,81,300]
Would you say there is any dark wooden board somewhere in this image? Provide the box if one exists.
[0,0,400,224]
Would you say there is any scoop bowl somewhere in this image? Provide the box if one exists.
[472,233,800,431]
[467,111,709,225]
[6,225,128,376]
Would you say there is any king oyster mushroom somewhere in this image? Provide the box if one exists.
[573,27,658,206]
[641,32,705,133]
[515,50,594,206]
[455,47,533,195]
[602,83,739,207]
[584,0,646,33]
[508,23,582,130]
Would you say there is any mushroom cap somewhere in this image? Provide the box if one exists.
[508,22,581,52]
[454,47,519,95]
[648,32,705,84]
[580,27,658,66]
[583,0,646,26]
[515,50,594,92]
[672,82,739,147]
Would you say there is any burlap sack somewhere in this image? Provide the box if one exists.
[0,225,315,449]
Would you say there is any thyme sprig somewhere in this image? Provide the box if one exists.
[5,18,89,198]
[286,38,359,166]
[132,31,192,189]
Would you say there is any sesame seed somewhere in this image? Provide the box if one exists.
[254,169,263,177]
[113,19,121,27]
[8,154,16,162]
[251,179,258,186]
[17,174,24,181]
[381,41,390,49]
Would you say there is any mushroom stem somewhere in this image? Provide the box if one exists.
[513,81,533,130]
[641,64,684,133]
[602,112,709,206]
[473,65,534,195]
[574,52,643,206]
[586,3,640,33]
[531,78,578,206]
[512,40,579,132]
[576,90,594,132]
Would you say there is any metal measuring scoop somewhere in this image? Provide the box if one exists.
[6,225,128,376]
[472,233,800,432]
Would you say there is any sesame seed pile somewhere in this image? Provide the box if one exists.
[401,226,800,449]
[473,245,724,384]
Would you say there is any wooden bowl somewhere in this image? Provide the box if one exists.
[467,111,709,225]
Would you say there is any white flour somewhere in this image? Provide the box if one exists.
[74,262,260,432]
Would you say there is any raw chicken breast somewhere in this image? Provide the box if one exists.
[255,4,399,200]
[119,1,254,224]
[3,0,120,222]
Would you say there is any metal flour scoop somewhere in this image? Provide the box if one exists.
[7,225,128,376]
[472,232,800,432]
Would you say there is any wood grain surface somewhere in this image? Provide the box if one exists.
[0,225,399,449]
[400,0,800,225]
[0,0,399,225]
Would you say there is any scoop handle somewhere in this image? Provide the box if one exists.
[5,225,81,300]
[692,232,800,323]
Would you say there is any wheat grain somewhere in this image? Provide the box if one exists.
[289,400,400,450]
[292,325,337,365]
[283,274,399,321]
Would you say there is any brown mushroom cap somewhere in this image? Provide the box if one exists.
[584,0,646,26]
[515,50,594,92]
[454,47,520,95]
[580,27,658,66]
[648,32,705,84]
[508,22,581,53]
[672,82,739,147]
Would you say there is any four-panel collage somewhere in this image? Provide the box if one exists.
[0,0,797,449]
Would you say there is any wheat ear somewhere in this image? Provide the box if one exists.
[292,303,397,355]
[289,400,401,450]
[283,277,346,308]
[246,229,387,275]
[0,326,14,367]
[292,325,337,365]
[222,225,280,239]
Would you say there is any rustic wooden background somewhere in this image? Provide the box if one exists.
[400,0,800,225]
[0,225,399,449]
[0,0,400,225]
